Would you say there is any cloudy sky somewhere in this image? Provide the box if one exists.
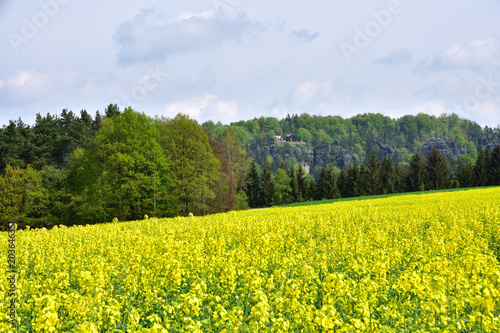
[1,0,500,127]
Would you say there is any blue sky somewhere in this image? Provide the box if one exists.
[1,0,500,127]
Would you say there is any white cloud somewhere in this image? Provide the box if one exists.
[113,8,259,65]
[164,93,238,122]
[417,35,500,72]
[4,70,52,100]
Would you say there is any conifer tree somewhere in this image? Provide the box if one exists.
[473,148,490,187]
[347,162,361,197]
[338,168,349,198]
[261,160,275,207]
[406,152,426,191]
[456,161,474,188]
[290,166,301,203]
[426,147,451,190]
[246,160,262,208]
[363,150,382,195]
[380,156,395,194]
[314,167,329,200]
[297,165,308,201]
[489,145,500,186]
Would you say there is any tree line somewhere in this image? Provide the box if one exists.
[1,107,500,229]
[244,146,500,208]
[0,106,248,230]
[203,112,500,174]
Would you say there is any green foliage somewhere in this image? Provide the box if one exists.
[160,113,220,216]
[273,167,292,205]
[406,153,426,192]
[0,164,23,230]
[70,108,170,223]
[426,148,452,190]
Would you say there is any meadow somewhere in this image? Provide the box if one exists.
[2,188,500,332]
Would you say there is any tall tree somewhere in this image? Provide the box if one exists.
[326,163,339,199]
[426,147,451,190]
[456,161,475,188]
[70,108,170,222]
[363,149,381,195]
[347,162,361,198]
[246,160,262,208]
[273,167,292,205]
[379,157,395,194]
[261,160,275,207]
[337,168,350,198]
[473,148,490,187]
[297,165,309,201]
[314,167,329,200]
[221,129,248,208]
[489,145,500,186]
[406,153,426,192]
[289,166,301,202]
[0,164,23,230]
[160,114,220,216]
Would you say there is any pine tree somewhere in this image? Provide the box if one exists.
[246,160,262,208]
[326,163,339,199]
[380,156,395,194]
[489,145,500,186]
[363,150,382,195]
[290,166,301,203]
[426,147,451,190]
[314,167,329,200]
[338,168,349,198]
[261,160,275,207]
[347,162,361,197]
[393,162,406,193]
[297,165,308,201]
[473,148,490,187]
[406,153,426,191]
[456,162,474,188]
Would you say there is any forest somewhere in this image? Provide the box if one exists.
[1,105,500,230]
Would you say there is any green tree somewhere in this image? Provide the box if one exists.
[456,161,474,188]
[347,162,361,197]
[363,150,381,195]
[221,129,248,203]
[489,146,500,185]
[473,148,490,187]
[297,165,309,201]
[289,166,301,203]
[406,153,426,191]
[426,148,451,190]
[380,157,395,194]
[337,168,349,198]
[246,160,262,208]
[160,114,220,216]
[70,108,170,223]
[21,166,52,228]
[273,167,292,205]
[314,167,330,200]
[261,160,275,207]
[0,164,23,230]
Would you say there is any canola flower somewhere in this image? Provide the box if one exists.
[1,188,500,332]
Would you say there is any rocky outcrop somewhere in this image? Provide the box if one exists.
[422,137,465,160]
[378,144,398,159]
[259,143,358,172]
[313,145,358,169]
[477,135,500,152]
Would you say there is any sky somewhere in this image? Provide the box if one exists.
[1,0,500,128]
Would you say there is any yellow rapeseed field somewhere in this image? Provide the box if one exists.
[2,188,500,332]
